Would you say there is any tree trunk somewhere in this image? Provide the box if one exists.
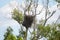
[24,28,28,40]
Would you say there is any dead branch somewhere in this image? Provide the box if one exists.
[24,1,32,15]
[36,7,44,15]
[47,10,56,20]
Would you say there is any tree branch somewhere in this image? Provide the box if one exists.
[36,7,44,15]
[47,10,56,20]
[24,1,32,15]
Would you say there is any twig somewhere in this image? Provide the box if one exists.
[36,7,44,15]
[24,1,32,15]
[47,10,56,20]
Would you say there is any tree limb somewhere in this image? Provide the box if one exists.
[36,7,44,15]
[47,10,56,20]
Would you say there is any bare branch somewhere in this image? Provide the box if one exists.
[36,7,44,15]
[24,1,32,15]
[43,10,56,26]
[47,10,56,20]
[28,29,32,34]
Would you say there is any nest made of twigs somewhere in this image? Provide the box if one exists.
[22,15,35,29]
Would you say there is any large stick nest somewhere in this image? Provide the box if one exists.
[22,15,35,29]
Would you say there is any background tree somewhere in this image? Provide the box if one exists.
[4,27,16,40]
[12,8,23,24]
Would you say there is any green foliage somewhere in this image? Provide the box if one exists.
[17,29,27,40]
[4,27,16,40]
[17,37,23,40]
[55,0,60,3]
[12,8,23,24]
[30,24,60,40]
[4,24,60,40]
[48,28,60,40]
[38,24,51,37]
[58,24,60,27]
[19,30,26,37]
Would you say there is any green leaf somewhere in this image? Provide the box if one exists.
[17,37,23,40]
[12,8,23,24]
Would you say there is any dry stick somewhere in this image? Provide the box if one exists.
[47,10,56,20]
[43,0,49,26]
[24,1,32,15]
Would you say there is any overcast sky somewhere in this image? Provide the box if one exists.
[0,0,60,40]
